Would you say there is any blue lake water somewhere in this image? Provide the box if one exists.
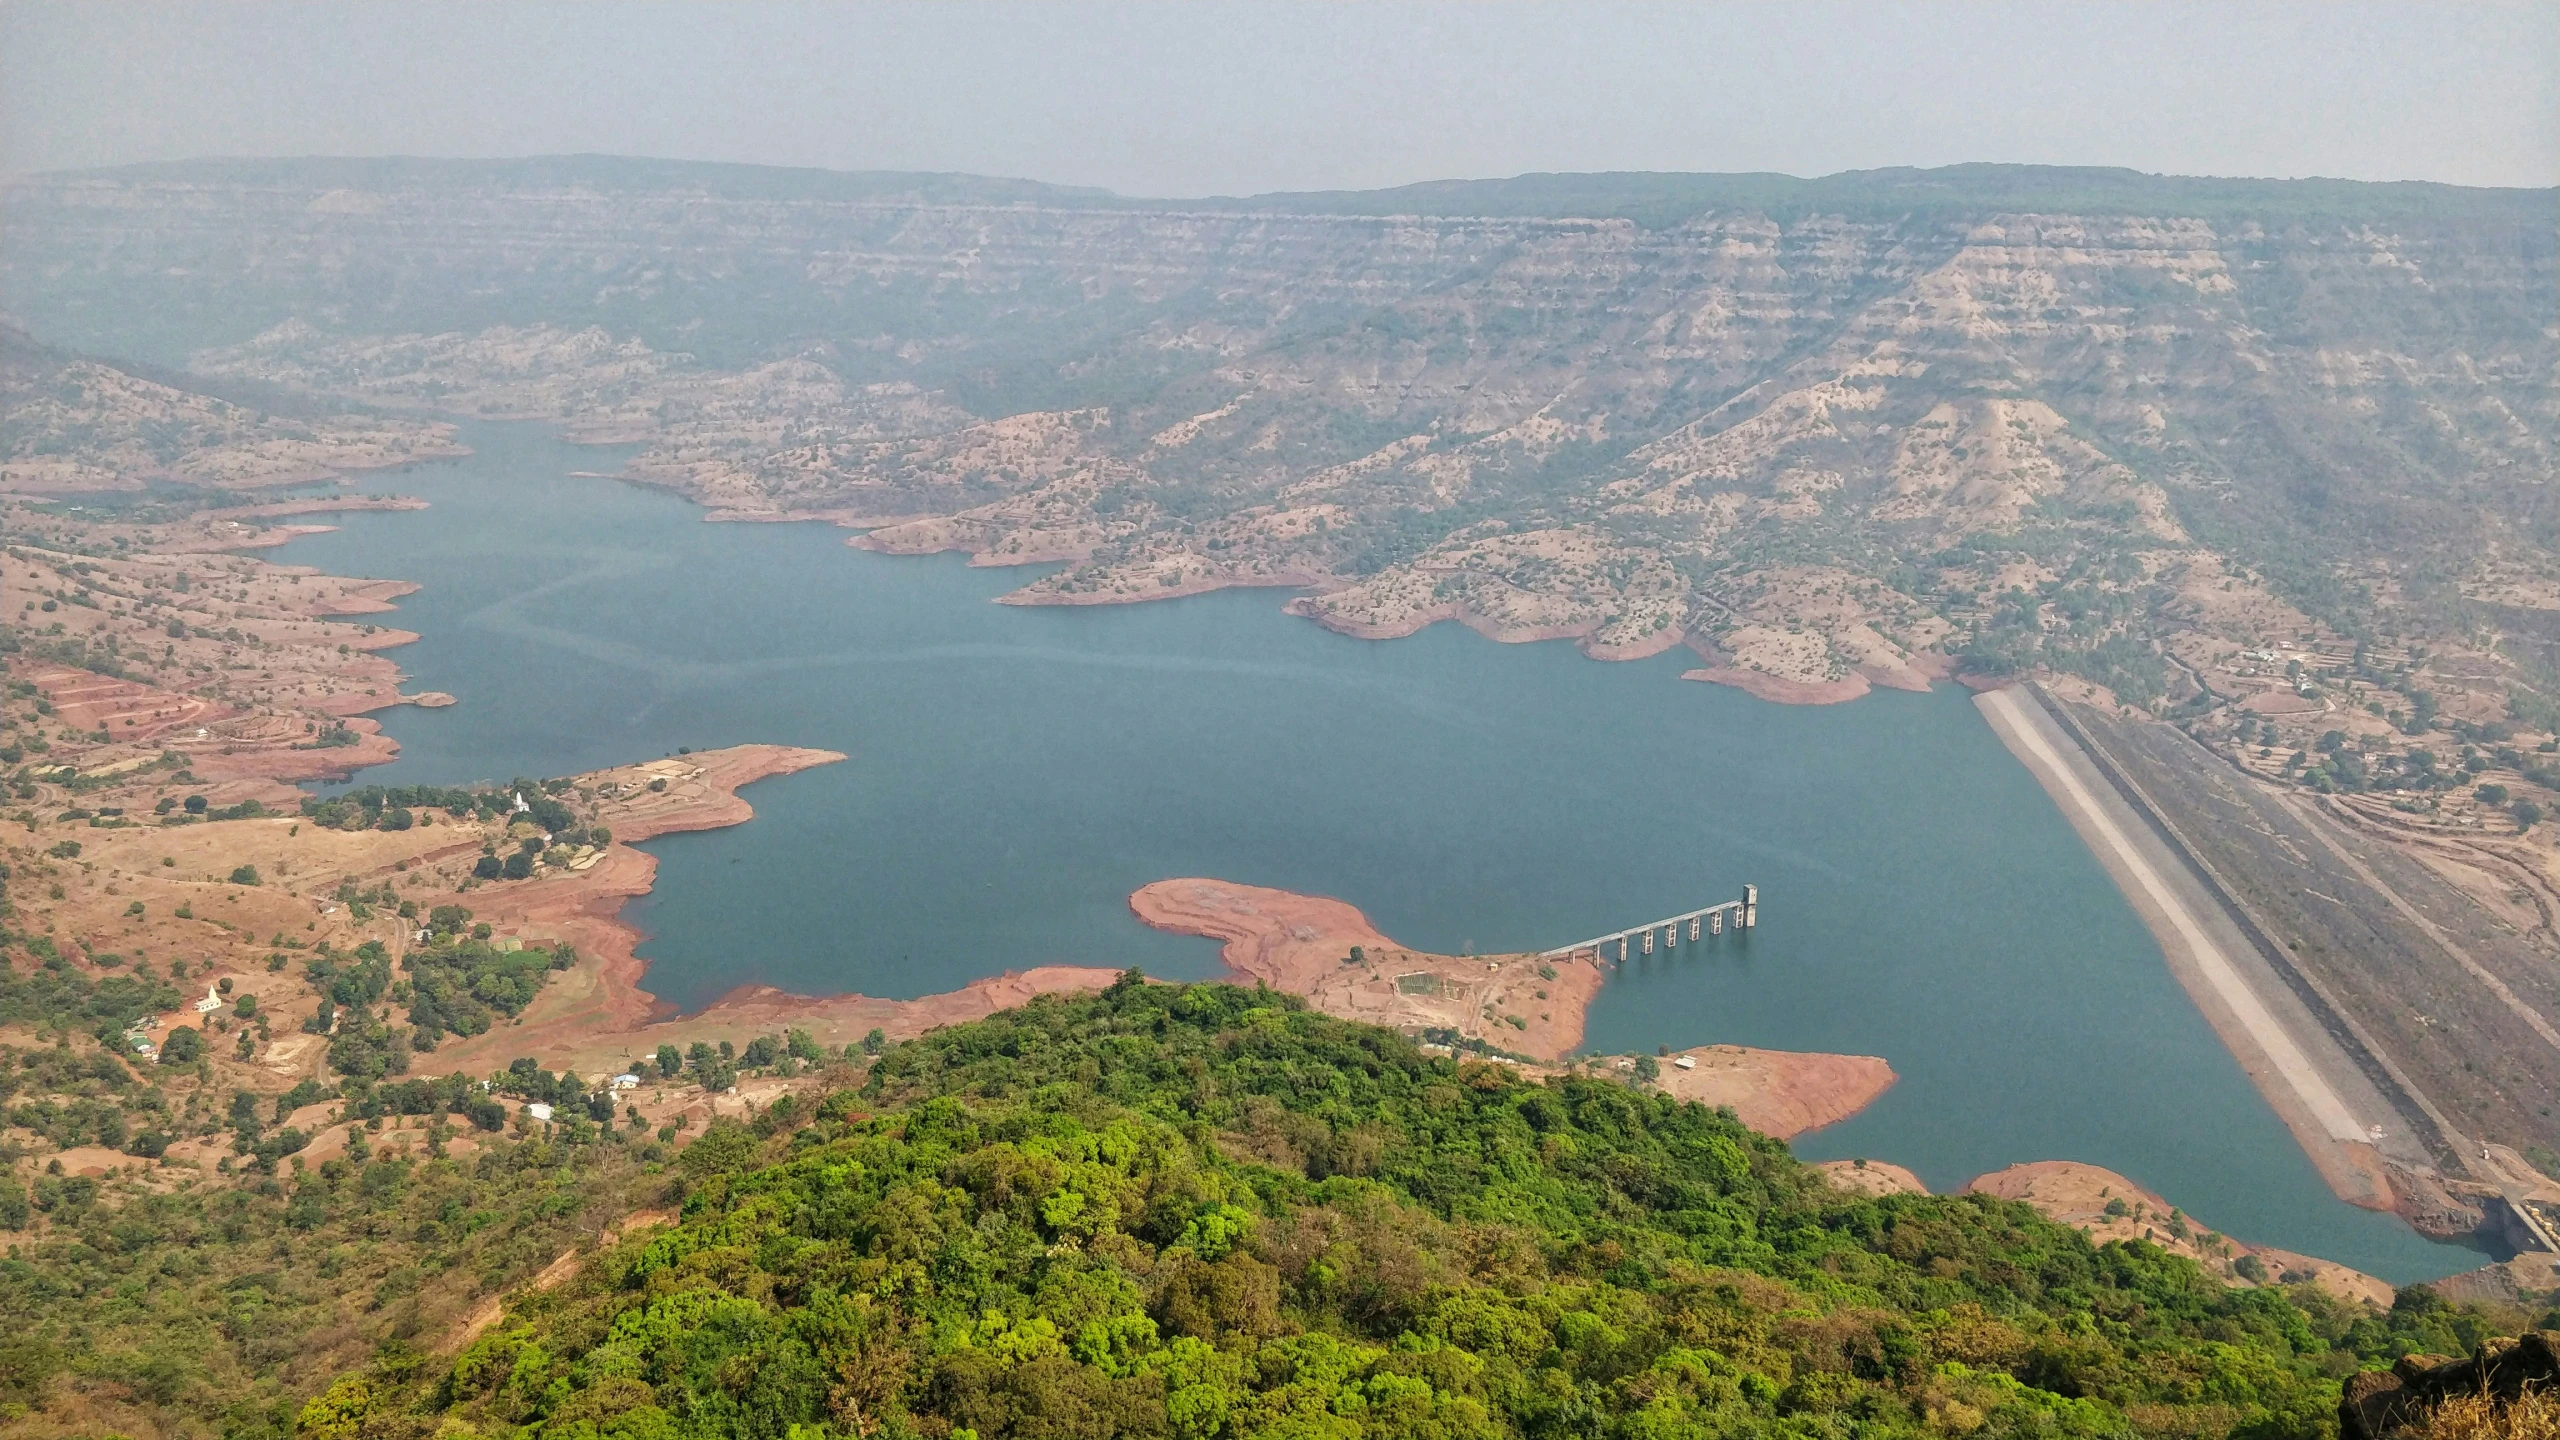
[278,422,2471,1281]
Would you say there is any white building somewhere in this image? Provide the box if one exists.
[524,1102,554,1122]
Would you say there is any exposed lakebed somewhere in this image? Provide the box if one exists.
[282,422,2471,1281]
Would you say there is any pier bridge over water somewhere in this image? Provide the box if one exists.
[1546,885,1757,966]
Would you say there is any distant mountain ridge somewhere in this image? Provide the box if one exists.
[32,152,1121,208]
[29,153,2553,223]
[4,151,2553,720]
[1234,162,2556,226]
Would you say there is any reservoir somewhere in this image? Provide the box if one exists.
[281,422,2470,1281]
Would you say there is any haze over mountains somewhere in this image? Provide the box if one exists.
[4,156,2554,708]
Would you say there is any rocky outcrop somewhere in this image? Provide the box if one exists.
[2340,1330,2560,1439]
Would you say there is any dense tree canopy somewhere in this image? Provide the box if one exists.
[339,979,2538,1440]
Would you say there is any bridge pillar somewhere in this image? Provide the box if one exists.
[1689,916,1700,941]
[1710,911,1722,935]
[1642,928,1653,954]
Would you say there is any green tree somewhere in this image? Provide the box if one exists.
[676,1119,758,1178]
[294,1373,373,1439]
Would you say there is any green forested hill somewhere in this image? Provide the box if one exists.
[298,978,2541,1440]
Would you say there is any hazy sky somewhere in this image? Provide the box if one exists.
[4,1,2554,193]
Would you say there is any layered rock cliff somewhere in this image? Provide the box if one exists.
[4,159,2552,707]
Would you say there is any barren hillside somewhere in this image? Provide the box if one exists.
[11,160,2549,715]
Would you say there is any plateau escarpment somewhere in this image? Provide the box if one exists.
[8,160,2551,721]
